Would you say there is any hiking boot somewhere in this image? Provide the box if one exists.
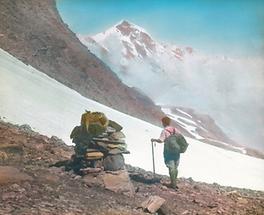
[170,183,179,190]
[164,183,179,190]
[172,184,179,190]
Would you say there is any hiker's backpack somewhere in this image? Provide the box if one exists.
[164,129,188,160]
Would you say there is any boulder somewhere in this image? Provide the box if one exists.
[102,170,135,196]
[103,154,124,171]
[141,195,166,214]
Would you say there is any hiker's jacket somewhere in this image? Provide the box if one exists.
[159,126,180,142]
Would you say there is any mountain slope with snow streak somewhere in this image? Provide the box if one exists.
[1,48,264,191]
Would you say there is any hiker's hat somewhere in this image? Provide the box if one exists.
[161,116,171,126]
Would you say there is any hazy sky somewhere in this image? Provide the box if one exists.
[57,0,264,57]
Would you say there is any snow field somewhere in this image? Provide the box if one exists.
[0,48,264,191]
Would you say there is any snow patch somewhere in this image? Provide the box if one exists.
[162,107,204,140]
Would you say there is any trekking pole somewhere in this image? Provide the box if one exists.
[151,140,156,176]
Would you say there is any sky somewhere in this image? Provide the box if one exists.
[1,48,264,190]
[56,0,264,57]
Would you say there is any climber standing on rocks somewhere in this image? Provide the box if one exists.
[151,116,188,190]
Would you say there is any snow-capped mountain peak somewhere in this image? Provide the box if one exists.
[90,20,157,59]
[115,20,157,57]
[115,20,150,36]
[79,20,193,60]
[78,20,200,99]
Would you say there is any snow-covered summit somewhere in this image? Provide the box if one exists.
[79,20,193,60]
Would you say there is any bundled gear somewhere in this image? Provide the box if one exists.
[81,110,109,136]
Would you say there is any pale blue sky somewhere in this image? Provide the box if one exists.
[56,0,264,57]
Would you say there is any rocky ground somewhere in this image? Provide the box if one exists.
[0,119,263,215]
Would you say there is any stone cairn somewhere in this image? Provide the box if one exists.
[70,111,130,175]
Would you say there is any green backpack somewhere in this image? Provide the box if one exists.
[164,129,188,159]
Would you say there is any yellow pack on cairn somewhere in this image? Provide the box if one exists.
[81,111,109,136]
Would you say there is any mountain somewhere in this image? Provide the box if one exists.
[0,1,262,154]
[78,20,197,93]
[0,0,163,125]
[78,20,213,90]
[78,20,264,154]
[1,48,264,190]
[0,0,247,155]
[79,20,194,61]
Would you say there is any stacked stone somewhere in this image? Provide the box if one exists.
[70,112,130,174]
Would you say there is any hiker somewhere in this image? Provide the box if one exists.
[151,116,184,189]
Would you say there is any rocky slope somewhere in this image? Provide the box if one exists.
[0,0,163,124]
[0,120,263,215]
